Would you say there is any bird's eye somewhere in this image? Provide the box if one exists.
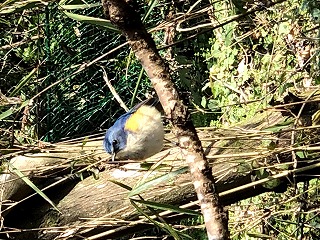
[112,139,118,146]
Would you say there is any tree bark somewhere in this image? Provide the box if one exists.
[101,1,228,239]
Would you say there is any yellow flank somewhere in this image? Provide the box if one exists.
[124,106,160,132]
[125,111,141,132]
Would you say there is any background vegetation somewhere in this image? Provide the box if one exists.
[1,0,320,239]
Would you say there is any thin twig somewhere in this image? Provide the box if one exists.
[101,66,129,112]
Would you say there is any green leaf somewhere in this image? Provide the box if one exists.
[59,2,100,10]
[131,199,200,216]
[63,11,120,33]
[142,0,158,22]
[278,22,290,35]
[128,167,188,197]
[7,162,60,213]
[267,141,277,150]
[247,232,273,239]
[0,0,45,14]
[276,163,289,170]
[81,136,89,147]
[0,100,30,121]
[256,168,269,179]
[262,178,281,189]
[0,17,10,25]
[130,200,185,240]
[296,151,306,159]
[108,179,132,191]
[207,99,219,111]
[263,118,293,132]
[0,0,21,9]
[9,67,38,97]
[130,199,164,228]
[139,162,171,170]
[0,108,15,120]
[201,96,207,108]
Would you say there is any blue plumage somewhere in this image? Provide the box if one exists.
[103,112,131,157]
[103,98,164,161]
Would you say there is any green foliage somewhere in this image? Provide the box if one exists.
[199,0,319,127]
[229,180,320,239]
[0,0,173,144]
[180,216,207,240]
[0,0,159,143]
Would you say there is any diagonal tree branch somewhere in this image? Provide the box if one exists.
[101,0,228,239]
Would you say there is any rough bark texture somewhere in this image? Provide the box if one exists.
[101,1,228,239]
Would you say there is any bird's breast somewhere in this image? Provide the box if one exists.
[118,105,164,160]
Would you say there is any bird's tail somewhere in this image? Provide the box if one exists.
[131,96,163,114]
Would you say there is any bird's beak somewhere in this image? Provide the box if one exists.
[111,152,116,161]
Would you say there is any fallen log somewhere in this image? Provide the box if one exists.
[2,91,320,239]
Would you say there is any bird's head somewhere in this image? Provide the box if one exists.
[103,124,128,161]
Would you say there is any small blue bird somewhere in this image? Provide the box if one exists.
[103,98,164,161]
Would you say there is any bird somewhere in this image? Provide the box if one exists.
[103,97,164,161]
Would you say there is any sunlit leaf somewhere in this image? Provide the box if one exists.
[63,11,120,33]
[128,167,188,197]
[132,199,200,216]
[7,162,60,213]
[0,0,47,14]
[59,3,100,10]
[0,100,30,121]
[0,0,21,9]
[296,151,306,159]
